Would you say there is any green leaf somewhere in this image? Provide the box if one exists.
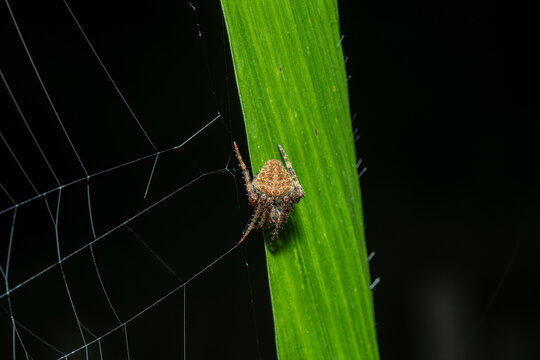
[220,1,380,359]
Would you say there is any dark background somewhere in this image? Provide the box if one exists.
[0,0,537,359]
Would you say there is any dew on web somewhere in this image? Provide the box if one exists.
[0,0,264,358]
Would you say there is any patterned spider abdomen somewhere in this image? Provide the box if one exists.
[253,159,294,197]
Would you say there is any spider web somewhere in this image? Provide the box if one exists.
[0,0,273,358]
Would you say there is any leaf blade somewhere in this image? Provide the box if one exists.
[221,1,379,359]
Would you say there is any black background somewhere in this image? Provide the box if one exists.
[0,0,537,359]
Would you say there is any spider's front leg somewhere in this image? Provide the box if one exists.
[239,195,266,244]
[234,142,257,204]
[278,144,305,198]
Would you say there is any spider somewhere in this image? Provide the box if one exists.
[234,141,305,246]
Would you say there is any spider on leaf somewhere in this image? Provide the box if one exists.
[234,142,305,246]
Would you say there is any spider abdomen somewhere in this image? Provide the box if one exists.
[253,159,293,197]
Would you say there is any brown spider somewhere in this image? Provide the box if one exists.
[234,141,305,246]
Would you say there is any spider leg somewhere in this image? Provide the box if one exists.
[278,144,304,199]
[268,196,294,247]
[234,141,256,204]
[238,201,264,244]
[256,197,273,229]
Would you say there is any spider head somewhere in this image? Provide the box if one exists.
[269,206,281,224]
